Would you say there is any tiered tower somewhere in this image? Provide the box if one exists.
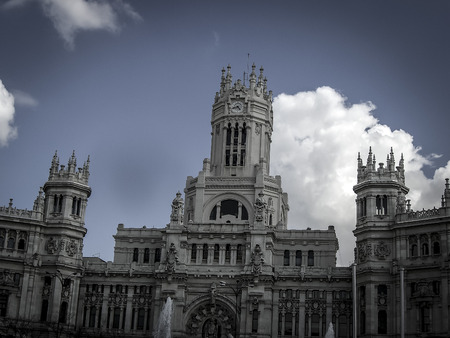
[41,151,91,324]
[183,64,289,229]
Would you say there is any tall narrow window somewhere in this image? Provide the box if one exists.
[7,237,15,249]
[191,244,197,262]
[226,124,231,146]
[283,250,290,266]
[202,244,208,262]
[137,308,145,330]
[360,311,366,335]
[113,307,120,329]
[59,302,68,323]
[251,309,258,333]
[72,197,77,214]
[40,299,48,322]
[338,315,347,337]
[133,248,139,262]
[295,250,302,266]
[89,306,96,327]
[285,312,293,335]
[241,123,247,145]
[236,244,243,263]
[378,310,387,334]
[213,244,220,262]
[311,313,320,336]
[154,248,161,263]
[143,248,150,263]
[308,250,314,266]
[18,239,25,250]
[225,244,231,263]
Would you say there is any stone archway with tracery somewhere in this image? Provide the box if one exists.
[184,296,236,338]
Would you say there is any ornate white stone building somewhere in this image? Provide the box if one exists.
[0,66,449,338]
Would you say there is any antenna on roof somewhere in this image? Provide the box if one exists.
[243,53,250,86]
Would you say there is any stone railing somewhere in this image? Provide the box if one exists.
[0,206,36,220]
[407,207,441,220]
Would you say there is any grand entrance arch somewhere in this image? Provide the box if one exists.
[184,295,236,338]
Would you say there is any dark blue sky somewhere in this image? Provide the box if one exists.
[1,1,449,263]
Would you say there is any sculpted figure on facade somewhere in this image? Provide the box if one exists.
[254,192,267,223]
[165,242,179,273]
[251,244,264,275]
[170,191,184,223]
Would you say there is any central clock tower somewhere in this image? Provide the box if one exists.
[209,64,273,177]
[182,64,288,229]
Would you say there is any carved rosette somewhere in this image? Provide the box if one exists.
[108,293,127,307]
[84,292,103,306]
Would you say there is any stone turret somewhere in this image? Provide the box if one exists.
[353,147,409,228]
[44,151,91,227]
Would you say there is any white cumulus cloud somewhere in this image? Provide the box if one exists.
[3,0,142,49]
[271,87,450,266]
[0,80,18,147]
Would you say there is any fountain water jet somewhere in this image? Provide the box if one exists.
[324,322,335,338]
[154,296,173,338]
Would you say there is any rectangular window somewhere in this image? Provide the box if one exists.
[251,310,258,333]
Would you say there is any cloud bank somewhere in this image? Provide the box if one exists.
[271,87,450,266]
[0,81,17,147]
[2,0,141,49]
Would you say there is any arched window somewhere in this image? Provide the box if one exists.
[154,248,161,263]
[225,244,231,263]
[226,123,232,146]
[421,243,429,256]
[409,236,418,257]
[285,312,293,335]
[433,241,440,255]
[308,250,314,266]
[236,244,243,263]
[283,250,290,266]
[221,200,238,218]
[7,237,15,249]
[137,308,145,330]
[18,238,25,250]
[143,248,150,263]
[202,244,208,262]
[295,250,302,266]
[213,244,220,262]
[132,248,139,262]
[191,244,197,262]
[241,123,247,145]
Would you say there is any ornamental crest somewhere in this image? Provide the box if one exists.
[46,237,58,254]
[251,244,264,276]
[66,239,78,257]
[374,241,390,259]
[357,241,372,263]
[165,243,179,273]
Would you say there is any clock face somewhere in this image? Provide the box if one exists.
[231,101,244,113]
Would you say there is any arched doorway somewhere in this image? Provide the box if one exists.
[185,300,235,338]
